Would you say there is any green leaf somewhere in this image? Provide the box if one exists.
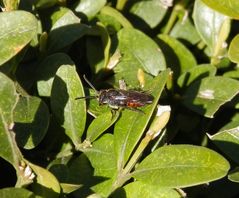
[157,34,197,78]
[114,28,166,84]
[86,111,120,142]
[47,9,88,52]
[228,34,239,64]
[96,22,111,69]
[50,6,70,25]
[170,16,201,45]
[60,183,82,194]
[91,177,117,198]
[85,134,117,177]
[0,187,34,198]
[209,122,239,163]
[130,0,167,28]
[100,6,132,28]
[30,162,61,198]
[51,65,86,146]
[0,10,38,66]
[34,0,57,9]
[86,37,105,74]
[74,0,106,19]
[37,53,75,97]
[177,64,217,88]
[67,154,95,197]
[113,181,181,198]
[183,76,239,118]
[97,12,122,34]
[228,167,239,183]
[0,73,18,123]
[50,154,97,197]
[13,96,49,149]
[0,72,21,167]
[49,153,94,197]
[114,69,170,169]
[193,0,230,56]
[223,69,239,80]
[133,145,230,188]
[201,0,239,19]
[84,134,117,197]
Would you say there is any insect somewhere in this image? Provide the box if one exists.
[76,75,154,112]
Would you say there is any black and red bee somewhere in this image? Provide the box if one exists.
[76,75,154,112]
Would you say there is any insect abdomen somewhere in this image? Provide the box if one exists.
[127,101,145,108]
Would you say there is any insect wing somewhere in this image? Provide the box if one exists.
[119,90,154,108]
[113,95,128,100]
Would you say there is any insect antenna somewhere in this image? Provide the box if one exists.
[83,75,99,94]
[75,75,99,100]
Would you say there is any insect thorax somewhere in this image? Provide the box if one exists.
[98,89,123,106]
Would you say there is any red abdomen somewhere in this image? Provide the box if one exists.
[127,101,144,108]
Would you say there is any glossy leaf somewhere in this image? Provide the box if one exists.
[183,76,239,118]
[50,6,70,25]
[60,183,82,194]
[113,28,166,85]
[223,69,239,80]
[201,0,239,19]
[177,64,216,87]
[34,0,57,9]
[74,0,106,19]
[86,37,105,74]
[84,134,118,197]
[114,69,170,169]
[170,16,200,45]
[193,0,230,56]
[66,154,95,197]
[228,34,239,63]
[37,53,75,97]
[100,6,132,28]
[115,181,181,198]
[97,12,122,34]
[157,34,197,77]
[0,187,34,198]
[51,65,86,146]
[30,162,61,198]
[0,11,38,66]
[84,134,117,177]
[130,0,167,28]
[0,73,18,123]
[49,153,94,197]
[209,122,239,163]
[91,177,117,198]
[13,96,49,149]
[86,111,120,142]
[133,145,230,188]
[228,168,239,183]
[0,72,20,167]
[97,22,111,69]
[47,9,88,52]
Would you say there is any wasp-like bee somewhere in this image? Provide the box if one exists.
[76,75,154,112]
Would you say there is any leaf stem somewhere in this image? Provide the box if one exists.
[122,105,171,175]
[116,0,127,10]
[122,133,152,174]
[163,4,182,35]
[197,40,206,50]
